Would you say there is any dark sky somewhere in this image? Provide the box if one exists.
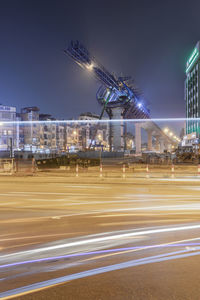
[0,0,200,119]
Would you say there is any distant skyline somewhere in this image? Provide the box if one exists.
[1,0,200,119]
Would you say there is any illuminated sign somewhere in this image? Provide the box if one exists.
[186,47,199,73]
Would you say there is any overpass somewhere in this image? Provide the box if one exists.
[135,121,177,154]
[65,41,178,153]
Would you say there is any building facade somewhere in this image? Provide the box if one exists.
[65,124,81,151]
[0,105,17,153]
[56,123,65,152]
[0,105,110,154]
[20,107,40,151]
[78,112,109,150]
[185,41,200,144]
[39,114,57,152]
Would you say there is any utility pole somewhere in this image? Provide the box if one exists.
[9,137,13,158]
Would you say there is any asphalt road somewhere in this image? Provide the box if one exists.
[1,171,200,299]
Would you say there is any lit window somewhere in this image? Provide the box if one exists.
[3,130,7,135]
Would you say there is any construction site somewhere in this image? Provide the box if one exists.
[0,40,200,175]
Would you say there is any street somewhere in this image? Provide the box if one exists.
[0,171,200,299]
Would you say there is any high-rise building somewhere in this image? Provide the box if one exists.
[185,41,200,144]
[65,124,81,151]
[78,112,109,150]
[56,123,65,152]
[0,105,17,153]
[20,107,40,151]
[0,105,110,154]
[39,114,57,152]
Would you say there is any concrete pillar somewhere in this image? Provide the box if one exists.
[110,107,124,151]
[135,123,141,154]
[168,144,172,152]
[160,138,164,153]
[123,122,127,151]
[109,122,112,151]
[155,135,160,152]
[147,130,153,151]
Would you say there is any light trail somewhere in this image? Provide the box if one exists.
[1,223,200,260]
[1,243,200,270]
[0,233,73,242]
[1,201,200,224]
[0,117,197,125]
[1,248,200,299]
[158,178,200,182]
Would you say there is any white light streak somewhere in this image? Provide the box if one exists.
[1,223,200,260]
[1,248,200,299]
[0,117,198,125]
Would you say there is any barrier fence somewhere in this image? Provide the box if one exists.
[1,159,200,177]
[0,159,14,174]
[0,158,36,175]
[34,163,200,178]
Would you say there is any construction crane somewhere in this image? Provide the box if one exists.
[64,40,150,120]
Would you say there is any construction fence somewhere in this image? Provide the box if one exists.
[0,158,36,175]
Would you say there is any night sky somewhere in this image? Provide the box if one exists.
[0,0,200,119]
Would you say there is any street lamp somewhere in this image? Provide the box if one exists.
[86,63,94,71]
[164,128,169,134]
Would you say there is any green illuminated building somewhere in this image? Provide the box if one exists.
[185,41,200,140]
